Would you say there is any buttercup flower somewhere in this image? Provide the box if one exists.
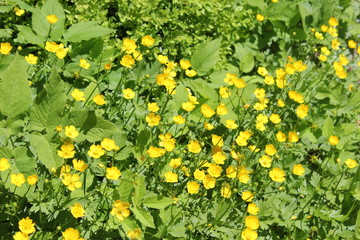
[187,181,200,194]
[187,140,201,153]
[242,191,254,202]
[123,88,135,99]
[269,167,286,182]
[106,166,121,180]
[62,228,80,240]
[127,228,142,239]
[293,164,305,176]
[111,200,131,221]
[25,54,38,64]
[93,94,106,105]
[329,135,339,146]
[345,159,357,169]
[11,173,25,186]
[245,216,260,230]
[88,145,105,158]
[13,231,28,240]
[72,159,88,172]
[256,14,264,21]
[173,115,185,124]
[120,54,135,68]
[46,14,58,24]
[71,203,85,218]
[164,171,178,183]
[247,203,259,215]
[142,35,155,47]
[201,104,215,118]
[27,175,38,185]
[18,217,36,234]
[14,7,25,16]
[180,59,191,70]
[65,125,79,139]
[122,38,137,53]
[79,59,90,69]
[101,138,116,151]
[0,42,12,55]
[146,146,166,158]
[0,158,10,171]
[71,89,85,101]
[146,113,161,127]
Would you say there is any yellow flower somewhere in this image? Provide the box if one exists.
[203,174,216,189]
[11,173,25,186]
[259,155,272,168]
[142,35,155,47]
[348,40,357,49]
[257,67,268,76]
[269,113,281,124]
[288,131,299,142]
[265,144,276,156]
[187,181,200,194]
[71,203,85,218]
[256,14,264,21]
[159,133,176,152]
[157,55,169,64]
[111,200,131,221]
[216,103,228,115]
[148,102,160,112]
[247,203,259,215]
[180,59,191,70]
[220,184,232,198]
[331,38,340,50]
[212,151,226,165]
[13,231,28,240]
[269,167,286,182]
[182,101,196,112]
[101,138,116,151]
[321,24,329,32]
[187,140,201,153]
[241,228,258,240]
[106,166,121,180]
[122,38,137,53]
[104,63,112,70]
[127,228,142,239]
[276,78,287,89]
[0,42,12,55]
[146,113,161,127]
[169,158,182,168]
[219,86,231,98]
[185,69,197,77]
[242,191,254,202]
[296,104,309,119]
[204,122,214,130]
[339,54,349,66]
[71,89,85,101]
[293,164,305,176]
[328,17,338,27]
[93,94,106,105]
[194,169,205,181]
[277,99,285,108]
[0,158,10,171]
[62,228,80,240]
[88,144,105,158]
[57,143,75,159]
[245,216,260,230]
[25,54,38,64]
[276,132,286,142]
[225,166,236,178]
[212,134,224,147]
[14,7,25,16]
[345,159,358,169]
[225,120,238,129]
[72,159,88,172]
[45,41,59,52]
[329,136,339,146]
[56,43,68,59]
[65,125,79,139]
[164,171,178,183]
[123,88,135,99]
[120,54,135,68]
[146,146,166,158]
[319,55,327,62]
[315,32,324,40]
[27,175,38,185]
[207,163,222,178]
[173,115,185,124]
[79,59,90,69]
[254,88,265,99]
[264,75,274,85]
[201,104,215,118]
[288,90,304,103]
[46,14,58,24]
[61,173,82,191]
[18,217,36,234]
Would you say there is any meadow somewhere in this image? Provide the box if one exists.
[0,0,359,239]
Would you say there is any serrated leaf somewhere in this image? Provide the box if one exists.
[322,116,334,137]
[64,22,114,42]
[132,175,147,206]
[30,132,63,171]
[84,116,118,142]
[191,38,221,76]
[143,195,174,209]
[0,54,31,118]
[131,207,155,228]
[187,79,217,99]
[30,68,66,131]
[16,25,43,44]
[14,147,37,175]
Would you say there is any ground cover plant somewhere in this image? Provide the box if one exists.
[0,0,359,239]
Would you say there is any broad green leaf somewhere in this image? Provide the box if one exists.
[136,129,150,154]
[14,147,37,175]
[0,146,13,159]
[121,217,140,235]
[131,207,155,228]
[31,0,65,40]
[84,115,118,142]
[0,54,31,118]
[143,195,174,209]
[322,116,334,137]
[30,68,66,131]
[30,132,63,171]
[187,79,217,99]
[63,22,114,42]
[239,52,254,73]
[173,83,188,110]
[16,25,43,44]
[132,175,147,206]
[191,38,221,76]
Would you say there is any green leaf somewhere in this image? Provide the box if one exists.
[0,29,11,38]
[83,115,118,142]
[173,83,188,110]
[191,38,221,76]
[14,147,37,176]
[143,195,174,209]
[239,52,254,73]
[187,79,218,99]
[322,116,334,137]
[0,54,31,118]
[0,146,13,159]
[132,175,147,206]
[131,207,155,228]
[16,25,43,44]
[30,132,63,171]
[30,68,66,131]
[63,22,114,42]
